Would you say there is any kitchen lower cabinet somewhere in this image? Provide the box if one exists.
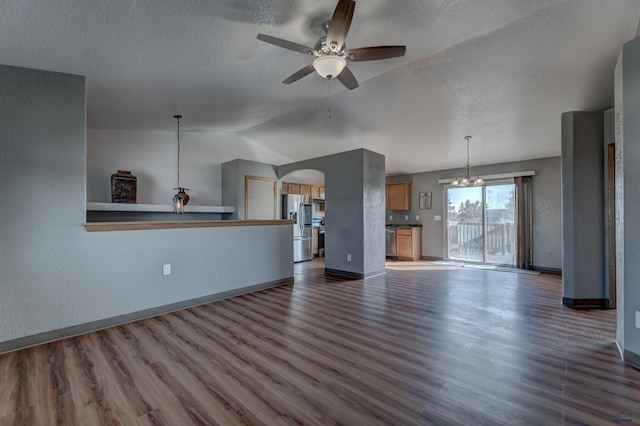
[396,227,421,261]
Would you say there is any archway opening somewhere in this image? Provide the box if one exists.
[281,169,326,263]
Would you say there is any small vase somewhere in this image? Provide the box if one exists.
[111,170,137,203]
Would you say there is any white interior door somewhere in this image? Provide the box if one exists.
[245,176,277,219]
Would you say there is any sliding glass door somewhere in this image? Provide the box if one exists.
[447,186,484,262]
[446,183,516,266]
[485,184,516,265]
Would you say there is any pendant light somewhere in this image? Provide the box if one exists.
[451,136,484,187]
[172,114,189,213]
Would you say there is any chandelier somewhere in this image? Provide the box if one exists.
[172,114,190,213]
[451,136,484,187]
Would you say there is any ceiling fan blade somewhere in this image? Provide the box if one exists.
[257,34,316,55]
[326,0,355,52]
[344,46,407,62]
[282,64,316,84]
[336,66,359,90]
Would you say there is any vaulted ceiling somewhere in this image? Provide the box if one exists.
[1,0,638,174]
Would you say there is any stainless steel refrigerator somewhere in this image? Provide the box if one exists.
[282,194,312,262]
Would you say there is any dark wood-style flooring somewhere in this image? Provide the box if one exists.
[1,260,638,425]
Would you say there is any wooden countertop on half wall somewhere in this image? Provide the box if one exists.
[84,220,294,232]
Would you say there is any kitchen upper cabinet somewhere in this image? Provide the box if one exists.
[387,182,411,211]
[299,184,311,197]
[283,181,325,199]
[287,183,300,194]
[396,227,421,261]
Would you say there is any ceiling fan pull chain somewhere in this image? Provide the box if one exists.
[328,78,332,119]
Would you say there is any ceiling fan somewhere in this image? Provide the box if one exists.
[256,0,406,90]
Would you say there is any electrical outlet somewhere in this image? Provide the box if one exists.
[405,215,409,220]
[163,264,171,276]
[434,215,442,221]
[636,311,640,329]
[347,253,352,262]
[389,215,393,221]
[416,215,420,221]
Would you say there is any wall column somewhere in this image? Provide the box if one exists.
[279,149,386,279]
[616,36,640,367]
[561,111,605,307]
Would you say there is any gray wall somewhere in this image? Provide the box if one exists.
[617,36,640,364]
[87,130,223,206]
[363,150,387,275]
[0,64,292,350]
[279,149,386,278]
[561,111,605,302]
[387,156,562,270]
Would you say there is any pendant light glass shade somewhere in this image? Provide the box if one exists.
[173,193,184,214]
[173,187,189,214]
[450,136,484,187]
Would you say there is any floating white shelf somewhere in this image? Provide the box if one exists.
[87,202,234,214]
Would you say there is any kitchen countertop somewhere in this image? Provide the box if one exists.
[386,223,422,228]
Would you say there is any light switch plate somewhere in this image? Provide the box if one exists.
[636,311,640,329]
[163,264,171,276]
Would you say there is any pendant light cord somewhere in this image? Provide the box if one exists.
[465,135,471,178]
[174,115,182,189]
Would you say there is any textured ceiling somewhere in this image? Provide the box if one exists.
[1,0,639,174]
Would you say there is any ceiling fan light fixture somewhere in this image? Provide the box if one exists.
[256,0,405,89]
[313,56,347,79]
